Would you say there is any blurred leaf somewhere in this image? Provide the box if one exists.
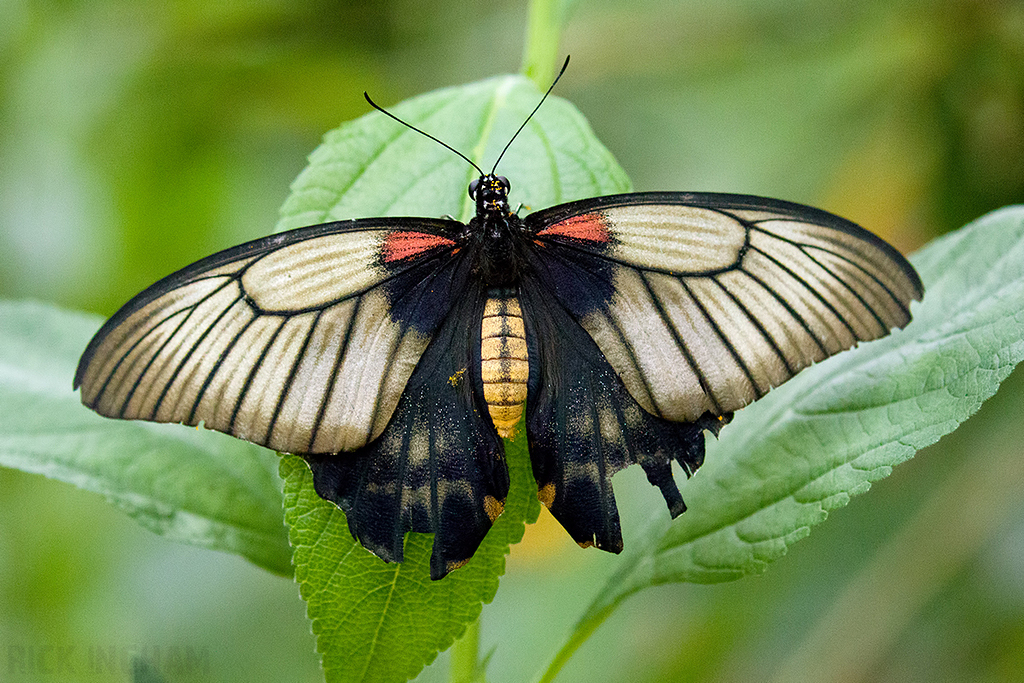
[544,205,1024,681]
[277,73,629,683]
[769,367,1024,683]
[0,300,292,575]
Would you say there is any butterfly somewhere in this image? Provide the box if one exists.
[74,63,923,579]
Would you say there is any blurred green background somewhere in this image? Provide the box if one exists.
[2,0,1023,681]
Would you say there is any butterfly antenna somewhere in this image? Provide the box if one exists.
[364,92,485,177]
[490,55,571,174]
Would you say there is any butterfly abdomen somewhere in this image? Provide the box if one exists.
[480,290,528,439]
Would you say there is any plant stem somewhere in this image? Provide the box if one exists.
[521,0,561,88]
[450,618,481,683]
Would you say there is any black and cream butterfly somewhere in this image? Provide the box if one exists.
[75,70,923,580]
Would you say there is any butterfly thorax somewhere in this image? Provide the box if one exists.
[467,174,529,287]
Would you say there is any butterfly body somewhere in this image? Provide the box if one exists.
[479,290,529,438]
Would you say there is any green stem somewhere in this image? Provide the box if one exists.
[450,618,481,683]
[521,0,562,87]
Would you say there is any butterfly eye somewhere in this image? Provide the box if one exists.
[468,178,480,199]
[497,176,510,191]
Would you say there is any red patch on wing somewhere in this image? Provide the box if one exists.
[382,231,457,263]
[536,213,612,244]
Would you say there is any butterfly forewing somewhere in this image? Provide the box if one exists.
[75,218,463,455]
[527,192,923,422]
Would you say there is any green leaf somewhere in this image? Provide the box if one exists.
[543,206,1024,681]
[275,74,630,232]
[282,439,537,683]
[278,74,628,683]
[0,300,292,576]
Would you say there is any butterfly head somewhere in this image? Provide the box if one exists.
[469,174,511,217]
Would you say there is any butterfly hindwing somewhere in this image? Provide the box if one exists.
[75,217,465,455]
[527,192,924,423]
[520,276,728,551]
[305,280,509,580]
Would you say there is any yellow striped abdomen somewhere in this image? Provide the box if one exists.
[481,293,528,439]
